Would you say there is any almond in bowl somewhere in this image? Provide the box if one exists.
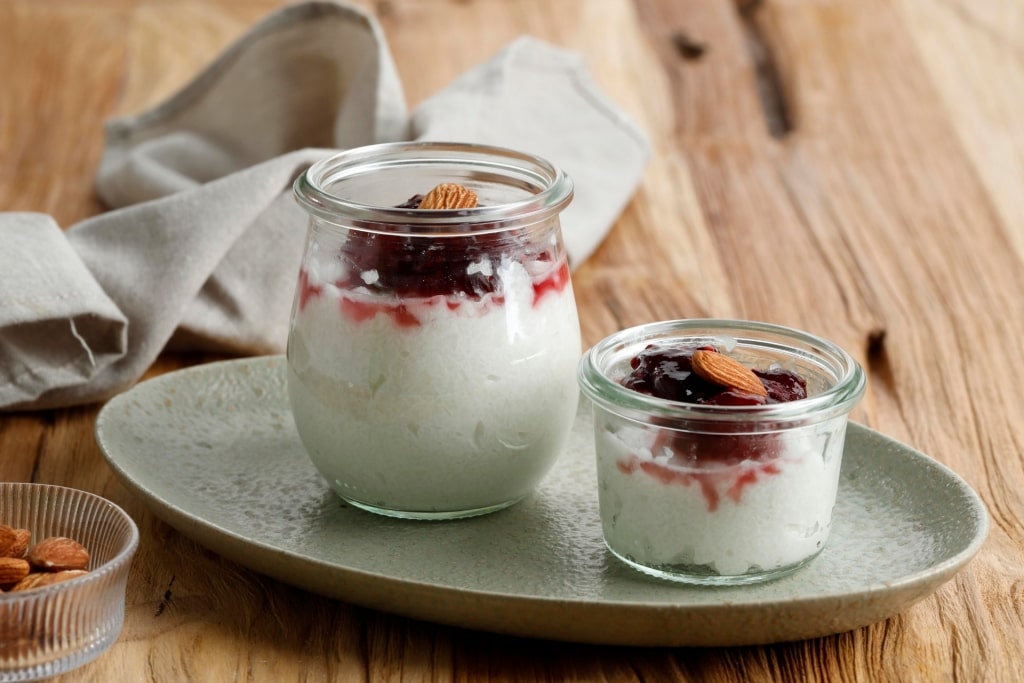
[0,483,138,679]
[0,531,91,595]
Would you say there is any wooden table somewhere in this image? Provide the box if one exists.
[2,0,1021,679]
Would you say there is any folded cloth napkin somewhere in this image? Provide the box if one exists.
[0,0,649,411]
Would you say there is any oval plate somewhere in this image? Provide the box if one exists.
[95,356,987,646]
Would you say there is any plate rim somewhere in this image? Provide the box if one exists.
[95,355,990,644]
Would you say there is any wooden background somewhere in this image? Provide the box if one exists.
[2,0,1023,680]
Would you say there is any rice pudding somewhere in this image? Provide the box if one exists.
[288,248,580,516]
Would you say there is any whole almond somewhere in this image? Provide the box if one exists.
[10,572,50,592]
[12,569,87,592]
[28,536,90,572]
[691,349,768,397]
[0,525,16,556]
[8,529,31,558]
[418,182,478,210]
[0,557,31,585]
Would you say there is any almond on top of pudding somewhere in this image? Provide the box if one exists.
[578,320,865,586]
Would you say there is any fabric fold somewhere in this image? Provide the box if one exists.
[0,214,128,406]
[97,1,408,208]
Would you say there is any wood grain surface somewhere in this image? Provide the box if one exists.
[2,0,1023,680]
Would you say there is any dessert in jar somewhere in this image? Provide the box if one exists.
[577,319,865,585]
[288,142,581,520]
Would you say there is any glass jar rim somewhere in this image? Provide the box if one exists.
[293,141,573,231]
[578,318,866,424]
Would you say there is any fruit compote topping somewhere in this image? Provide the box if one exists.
[623,344,807,406]
[297,182,570,326]
[617,343,809,510]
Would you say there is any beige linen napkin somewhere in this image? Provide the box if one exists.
[0,1,649,411]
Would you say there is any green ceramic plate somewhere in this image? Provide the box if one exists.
[95,356,987,646]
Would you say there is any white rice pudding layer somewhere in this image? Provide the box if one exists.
[596,419,846,576]
[287,258,580,513]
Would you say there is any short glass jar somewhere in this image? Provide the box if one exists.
[578,319,866,585]
[288,142,581,520]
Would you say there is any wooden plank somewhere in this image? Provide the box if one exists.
[2,0,1023,680]
[0,0,136,223]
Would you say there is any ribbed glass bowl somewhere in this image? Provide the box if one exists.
[0,483,138,682]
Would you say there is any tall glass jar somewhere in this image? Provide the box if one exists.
[288,142,581,520]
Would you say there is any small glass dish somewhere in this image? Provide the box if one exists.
[0,483,139,682]
[578,319,866,586]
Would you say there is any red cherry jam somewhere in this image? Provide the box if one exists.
[297,194,570,326]
[622,344,807,405]
[618,343,809,510]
